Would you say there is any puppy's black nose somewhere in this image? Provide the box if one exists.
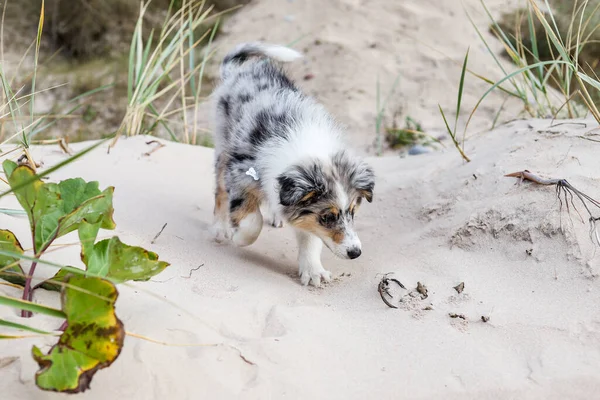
[347,248,361,259]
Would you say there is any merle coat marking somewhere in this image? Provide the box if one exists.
[210,42,375,287]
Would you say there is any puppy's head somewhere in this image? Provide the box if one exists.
[277,151,374,259]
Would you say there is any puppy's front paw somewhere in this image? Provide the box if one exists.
[211,220,231,243]
[299,262,332,287]
[267,213,284,228]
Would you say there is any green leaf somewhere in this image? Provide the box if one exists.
[2,161,116,252]
[0,230,26,286]
[455,47,469,134]
[78,220,102,266]
[2,160,43,228]
[55,181,116,236]
[83,237,170,283]
[0,294,65,319]
[32,275,124,393]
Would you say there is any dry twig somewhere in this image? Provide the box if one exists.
[378,273,406,309]
[181,264,204,279]
[144,140,166,157]
[151,223,167,244]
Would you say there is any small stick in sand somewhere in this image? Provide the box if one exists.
[181,264,204,279]
[144,140,166,157]
[506,170,600,247]
[30,137,73,155]
[151,223,168,244]
[58,137,73,155]
[548,122,587,129]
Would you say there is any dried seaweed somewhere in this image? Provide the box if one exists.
[506,170,600,247]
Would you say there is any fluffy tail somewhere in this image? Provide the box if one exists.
[220,42,302,80]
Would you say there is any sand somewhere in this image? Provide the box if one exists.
[2,117,600,399]
[2,0,600,398]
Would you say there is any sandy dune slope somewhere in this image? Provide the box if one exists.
[2,117,600,399]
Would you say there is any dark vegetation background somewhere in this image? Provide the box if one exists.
[2,0,598,146]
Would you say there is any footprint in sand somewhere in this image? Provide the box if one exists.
[262,306,287,338]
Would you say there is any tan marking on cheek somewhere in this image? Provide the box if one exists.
[290,216,322,235]
[330,230,345,244]
[292,217,345,244]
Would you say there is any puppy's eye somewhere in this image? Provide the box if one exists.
[299,209,313,217]
[321,212,338,226]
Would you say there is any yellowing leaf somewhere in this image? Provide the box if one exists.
[32,275,124,393]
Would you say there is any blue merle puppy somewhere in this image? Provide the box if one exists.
[211,42,375,287]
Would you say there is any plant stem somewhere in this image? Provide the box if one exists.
[21,260,37,318]
[21,234,54,317]
[58,320,68,331]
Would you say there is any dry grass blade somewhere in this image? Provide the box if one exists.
[0,319,54,335]
[114,0,227,146]
[375,74,401,156]
[438,48,471,162]
[0,294,65,319]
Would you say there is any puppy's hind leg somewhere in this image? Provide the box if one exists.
[211,153,232,242]
[229,188,264,247]
[295,230,331,287]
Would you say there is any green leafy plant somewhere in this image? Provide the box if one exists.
[0,159,169,393]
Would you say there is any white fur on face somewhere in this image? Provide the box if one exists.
[320,182,361,259]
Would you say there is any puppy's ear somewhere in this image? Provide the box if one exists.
[333,151,375,203]
[352,161,375,203]
[277,164,326,207]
